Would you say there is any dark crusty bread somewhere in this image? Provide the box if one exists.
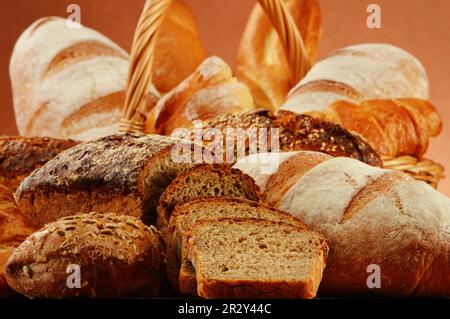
[5,212,164,298]
[166,197,306,294]
[0,136,78,191]
[0,185,35,297]
[191,109,382,166]
[187,218,328,299]
[15,133,198,228]
[157,164,262,228]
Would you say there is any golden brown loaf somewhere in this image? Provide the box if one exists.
[0,136,78,191]
[282,44,430,114]
[154,0,206,93]
[236,0,321,110]
[189,109,382,167]
[234,152,450,297]
[15,134,199,228]
[319,99,442,157]
[0,185,35,298]
[147,56,255,135]
[10,2,203,140]
[5,213,165,298]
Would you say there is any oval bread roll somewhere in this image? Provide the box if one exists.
[5,213,165,298]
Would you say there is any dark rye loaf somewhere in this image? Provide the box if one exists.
[15,134,198,228]
[0,136,78,191]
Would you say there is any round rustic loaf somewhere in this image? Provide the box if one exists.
[5,212,165,298]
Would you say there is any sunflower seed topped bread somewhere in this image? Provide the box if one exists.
[16,133,198,228]
[234,151,450,297]
[189,109,381,167]
[0,136,78,191]
[186,218,328,299]
[5,212,164,298]
[166,197,307,294]
[0,185,35,297]
[157,164,262,229]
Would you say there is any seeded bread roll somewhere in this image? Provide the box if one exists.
[186,218,328,299]
[0,136,78,191]
[157,164,262,228]
[189,109,381,166]
[16,134,199,228]
[5,212,164,298]
[166,197,306,294]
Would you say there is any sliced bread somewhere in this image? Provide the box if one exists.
[156,164,262,228]
[166,197,306,294]
[186,218,328,299]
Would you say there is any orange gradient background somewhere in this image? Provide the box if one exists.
[1,0,450,194]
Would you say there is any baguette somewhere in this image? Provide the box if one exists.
[0,136,78,191]
[236,0,321,110]
[5,213,164,298]
[234,152,450,297]
[15,134,199,228]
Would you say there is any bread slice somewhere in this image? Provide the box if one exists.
[166,197,306,294]
[186,218,328,299]
[156,164,262,228]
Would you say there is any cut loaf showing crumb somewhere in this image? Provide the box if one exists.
[187,219,328,299]
[15,133,198,228]
[156,164,262,228]
[166,197,306,294]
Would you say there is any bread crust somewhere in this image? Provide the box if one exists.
[15,134,195,228]
[196,109,382,166]
[5,212,165,298]
[0,136,78,191]
[322,99,442,157]
[0,185,35,298]
[235,0,321,110]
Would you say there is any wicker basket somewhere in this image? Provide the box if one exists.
[120,0,444,188]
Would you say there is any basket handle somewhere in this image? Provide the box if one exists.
[120,0,310,134]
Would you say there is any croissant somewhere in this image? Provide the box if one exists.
[318,99,442,158]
